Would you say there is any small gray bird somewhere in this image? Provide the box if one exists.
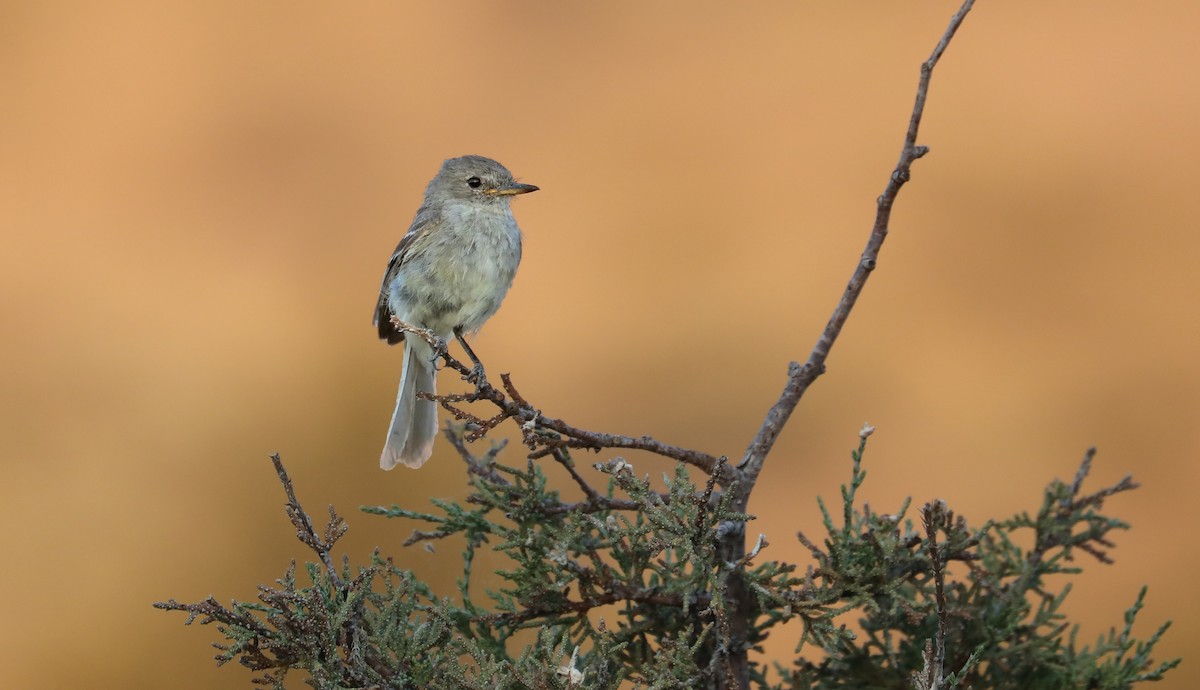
[374,156,537,469]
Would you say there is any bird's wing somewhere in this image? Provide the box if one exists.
[374,206,440,344]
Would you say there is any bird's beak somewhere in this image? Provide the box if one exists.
[486,182,539,196]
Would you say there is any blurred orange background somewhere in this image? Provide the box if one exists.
[2,1,1197,687]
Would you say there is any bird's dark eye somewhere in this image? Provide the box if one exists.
[466,176,482,188]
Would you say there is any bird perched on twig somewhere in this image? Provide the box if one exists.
[374,155,538,469]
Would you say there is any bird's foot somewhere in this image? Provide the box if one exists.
[465,361,487,385]
[453,327,487,385]
[429,337,450,370]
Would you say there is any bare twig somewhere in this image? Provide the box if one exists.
[737,533,769,568]
[443,423,512,486]
[271,453,345,591]
[390,315,722,476]
[735,0,976,492]
[531,414,721,475]
[551,448,607,503]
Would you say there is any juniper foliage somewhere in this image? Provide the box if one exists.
[155,435,1177,689]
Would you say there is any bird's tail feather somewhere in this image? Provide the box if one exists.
[380,339,438,469]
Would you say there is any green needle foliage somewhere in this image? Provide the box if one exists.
[156,432,1178,689]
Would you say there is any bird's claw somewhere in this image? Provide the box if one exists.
[429,337,450,370]
[466,362,486,385]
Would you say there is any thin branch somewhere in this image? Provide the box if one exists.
[390,315,722,477]
[443,423,512,486]
[735,0,978,499]
[551,448,607,503]
[271,453,345,591]
[737,533,769,568]
[533,414,721,474]
[922,502,951,690]
[1064,446,1097,509]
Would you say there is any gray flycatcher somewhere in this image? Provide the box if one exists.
[374,155,537,469]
